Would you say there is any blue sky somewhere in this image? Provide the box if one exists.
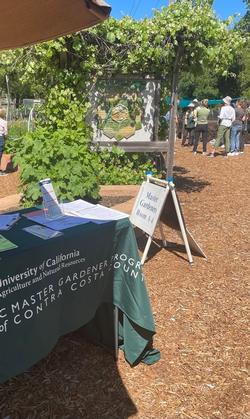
[110,0,246,21]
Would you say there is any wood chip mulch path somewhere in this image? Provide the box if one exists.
[0,143,249,419]
[0,171,20,200]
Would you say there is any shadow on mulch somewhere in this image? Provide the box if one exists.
[5,160,18,174]
[135,229,203,264]
[0,332,137,419]
[174,165,211,193]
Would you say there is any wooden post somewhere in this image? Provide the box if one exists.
[181,113,185,141]
[5,75,11,122]
[166,41,182,182]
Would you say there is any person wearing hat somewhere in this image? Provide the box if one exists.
[208,96,235,157]
[182,103,196,146]
[193,99,210,155]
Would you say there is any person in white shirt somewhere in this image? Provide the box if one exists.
[208,96,235,157]
[0,108,7,175]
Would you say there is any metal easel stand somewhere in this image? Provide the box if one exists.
[141,221,167,265]
[169,182,194,266]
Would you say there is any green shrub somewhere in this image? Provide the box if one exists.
[5,120,28,154]
[13,127,100,207]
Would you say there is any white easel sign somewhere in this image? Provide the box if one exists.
[130,177,206,265]
[130,181,168,236]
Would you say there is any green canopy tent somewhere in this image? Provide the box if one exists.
[0,0,111,50]
[165,96,240,108]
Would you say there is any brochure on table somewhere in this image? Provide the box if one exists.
[0,234,18,252]
[39,178,63,220]
[23,225,63,240]
[0,213,20,231]
[24,199,128,231]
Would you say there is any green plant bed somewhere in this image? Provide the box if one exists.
[8,120,28,139]
[95,146,159,185]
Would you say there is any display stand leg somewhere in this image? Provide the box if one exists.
[170,186,194,265]
[114,305,119,361]
[141,235,153,265]
[159,222,167,247]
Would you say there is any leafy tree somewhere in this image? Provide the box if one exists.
[1,1,244,97]
[179,69,219,99]
[239,0,250,32]
[236,0,250,98]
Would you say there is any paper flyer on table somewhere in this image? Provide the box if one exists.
[23,200,128,230]
[63,199,96,214]
[23,225,63,240]
[0,235,18,252]
[81,205,128,224]
[62,200,128,222]
[0,213,20,230]
[24,211,90,231]
[39,178,63,220]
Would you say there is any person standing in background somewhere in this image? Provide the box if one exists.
[192,98,199,108]
[182,103,196,146]
[0,108,8,176]
[208,96,235,157]
[193,99,210,155]
[240,101,250,153]
[164,104,179,141]
[228,100,245,156]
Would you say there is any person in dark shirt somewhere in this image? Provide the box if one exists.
[182,103,196,146]
[228,100,245,156]
[240,101,250,153]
